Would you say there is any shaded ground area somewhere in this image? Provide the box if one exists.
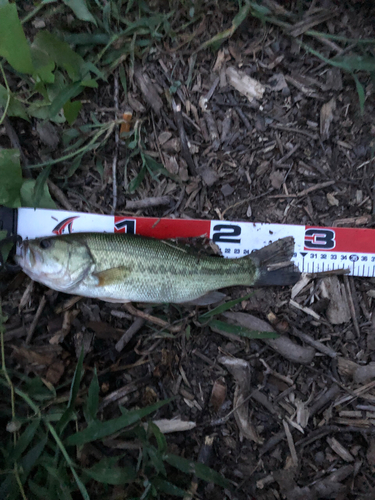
[1,1,375,498]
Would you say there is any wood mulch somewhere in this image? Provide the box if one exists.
[1,1,375,498]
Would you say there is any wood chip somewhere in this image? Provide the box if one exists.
[327,437,355,462]
[226,66,265,102]
[320,276,351,324]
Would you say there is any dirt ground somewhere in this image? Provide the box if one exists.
[2,0,375,498]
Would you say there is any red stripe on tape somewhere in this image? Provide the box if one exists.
[114,217,211,239]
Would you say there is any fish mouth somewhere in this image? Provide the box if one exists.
[16,240,42,272]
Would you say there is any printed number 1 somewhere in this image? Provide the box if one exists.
[115,219,136,234]
[212,224,241,244]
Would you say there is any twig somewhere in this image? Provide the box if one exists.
[291,327,337,358]
[47,179,75,211]
[269,180,336,199]
[125,196,172,210]
[282,419,298,466]
[26,296,47,344]
[309,384,341,416]
[228,93,252,131]
[172,99,197,176]
[123,303,182,333]
[343,275,360,337]
[222,188,274,217]
[115,308,152,352]
[112,72,119,214]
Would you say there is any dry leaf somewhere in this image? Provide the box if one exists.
[209,377,227,413]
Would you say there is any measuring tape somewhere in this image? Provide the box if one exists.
[6,208,375,277]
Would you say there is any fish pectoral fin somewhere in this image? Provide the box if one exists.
[92,266,130,287]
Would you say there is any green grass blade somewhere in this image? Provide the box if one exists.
[208,318,279,339]
[66,399,170,446]
[56,348,85,435]
[83,457,136,485]
[352,73,366,115]
[47,423,90,500]
[198,2,252,51]
[199,292,254,320]
[84,369,99,423]
[62,0,97,25]
[149,422,167,454]
[8,418,41,463]
[20,433,47,479]
[151,477,187,497]
[164,453,230,489]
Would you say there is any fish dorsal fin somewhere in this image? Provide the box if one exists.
[160,237,222,257]
[92,266,130,287]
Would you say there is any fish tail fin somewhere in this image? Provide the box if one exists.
[251,236,300,286]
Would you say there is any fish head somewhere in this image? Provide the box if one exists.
[16,236,93,291]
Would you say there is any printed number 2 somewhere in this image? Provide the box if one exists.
[304,228,335,250]
[212,224,241,244]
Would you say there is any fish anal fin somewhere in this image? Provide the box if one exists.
[93,266,129,287]
[99,297,131,303]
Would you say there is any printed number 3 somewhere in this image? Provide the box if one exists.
[304,229,335,250]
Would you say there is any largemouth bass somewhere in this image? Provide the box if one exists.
[16,233,299,303]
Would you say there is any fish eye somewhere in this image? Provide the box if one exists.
[39,239,52,250]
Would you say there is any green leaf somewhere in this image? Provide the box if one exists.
[164,453,230,488]
[84,369,99,423]
[0,230,14,264]
[143,153,180,183]
[0,149,23,208]
[32,31,87,81]
[32,165,53,209]
[152,478,187,497]
[63,100,82,125]
[0,84,29,121]
[20,178,56,209]
[65,399,170,446]
[49,81,83,119]
[83,458,136,485]
[128,163,146,193]
[0,3,33,74]
[208,319,279,339]
[31,46,55,84]
[63,0,97,25]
